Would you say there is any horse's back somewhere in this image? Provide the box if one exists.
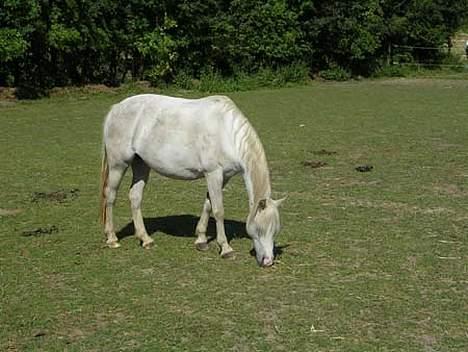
[103,94,242,179]
[105,94,235,128]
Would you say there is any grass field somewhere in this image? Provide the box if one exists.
[1,79,467,351]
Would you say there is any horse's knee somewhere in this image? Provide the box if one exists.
[129,187,143,209]
[105,187,117,204]
[203,198,212,212]
[212,208,224,220]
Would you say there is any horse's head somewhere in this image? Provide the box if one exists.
[247,197,286,267]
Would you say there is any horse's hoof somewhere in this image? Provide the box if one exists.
[221,251,235,260]
[107,241,121,249]
[195,242,209,251]
[142,240,154,249]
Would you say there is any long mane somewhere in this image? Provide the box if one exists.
[225,99,271,208]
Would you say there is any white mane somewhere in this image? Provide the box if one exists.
[222,99,272,209]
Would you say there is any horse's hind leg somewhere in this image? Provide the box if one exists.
[129,156,154,248]
[105,164,127,248]
[194,193,211,251]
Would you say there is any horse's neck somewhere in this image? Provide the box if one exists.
[229,108,271,215]
[241,143,271,213]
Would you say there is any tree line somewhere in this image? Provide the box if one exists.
[1,0,467,98]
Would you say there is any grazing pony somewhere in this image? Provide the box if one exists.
[99,94,284,266]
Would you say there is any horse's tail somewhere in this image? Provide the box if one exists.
[99,146,109,226]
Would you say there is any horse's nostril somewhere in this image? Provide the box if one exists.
[262,257,273,267]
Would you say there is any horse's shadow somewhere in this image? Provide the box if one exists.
[116,214,288,258]
[117,214,248,242]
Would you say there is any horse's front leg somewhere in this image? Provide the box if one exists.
[205,169,234,259]
[195,177,231,251]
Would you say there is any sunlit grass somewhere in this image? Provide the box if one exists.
[1,79,467,351]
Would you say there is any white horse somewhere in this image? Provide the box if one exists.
[99,94,284,267]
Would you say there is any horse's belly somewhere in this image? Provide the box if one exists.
[151,162,204,180]
[140,148,205,180]
[137,143,239,181]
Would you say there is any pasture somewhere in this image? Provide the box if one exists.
[1,79,467,351]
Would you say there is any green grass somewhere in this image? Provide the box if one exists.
[1,79,467,351]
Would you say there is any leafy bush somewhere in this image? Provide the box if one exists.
[173,70,195,90]
[393,52,414,64]
[212,0,307,71]
[373,64,411,78]
[0,29,28,62]
[15,83,49,100]
[47,24,81,51]
[441,53,465,67]
[319,66,351,81]
[198,68,226,92]
[2,0,467,98]
[136,16,179,86]
[195,63,310,93]
[15,60,51,99]
[277,62,310,84]
[255,67,284,87]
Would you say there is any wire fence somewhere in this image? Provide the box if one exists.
[389,42,468,80]
[391,43,468,70]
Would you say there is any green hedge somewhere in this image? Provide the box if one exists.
[0,0,466,98]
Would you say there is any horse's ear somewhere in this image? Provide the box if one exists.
[272,196,287,207]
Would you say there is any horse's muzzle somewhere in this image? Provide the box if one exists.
[261,257,274,267]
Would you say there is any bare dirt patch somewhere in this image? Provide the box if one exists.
[21,225,59,237]
[31,188,79,203]
[355,165,374,172]
[302,160,328,168]
[0,87,16,100]
[312,149,337,156]
[0,208,23,216]
[429,184,468,198]
[377,78,468,88]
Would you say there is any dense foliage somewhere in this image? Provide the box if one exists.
[1,0,467,97]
